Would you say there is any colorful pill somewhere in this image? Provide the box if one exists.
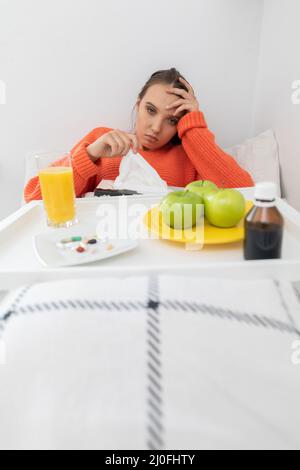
[76,246,86,253]
[88,239,98,245]
[61,236,82,244]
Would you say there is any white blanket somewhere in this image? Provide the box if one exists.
[0,276,299,450]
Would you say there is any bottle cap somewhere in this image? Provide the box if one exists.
[254,182,277,202]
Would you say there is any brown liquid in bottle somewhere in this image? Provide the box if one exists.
[244,183,284,260]
[244,206,284,260]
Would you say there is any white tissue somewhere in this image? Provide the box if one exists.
[113,150,168,194]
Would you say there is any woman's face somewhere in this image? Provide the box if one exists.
[135,83,185,151]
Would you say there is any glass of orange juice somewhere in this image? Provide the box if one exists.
[35,152,77,228]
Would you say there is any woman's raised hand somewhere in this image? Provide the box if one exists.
[87,130,140,161]
[165,77,200,117]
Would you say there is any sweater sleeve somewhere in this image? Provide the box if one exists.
[24,127,111,203]
[177,111,254,188]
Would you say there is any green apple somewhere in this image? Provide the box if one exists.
[160,190,204,229]
[203,189,246,228]
[186,180,218,198]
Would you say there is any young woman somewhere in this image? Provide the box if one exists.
[24,68,254,202]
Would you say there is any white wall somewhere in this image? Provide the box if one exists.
[253,0,300,210]
[0,0,263,220]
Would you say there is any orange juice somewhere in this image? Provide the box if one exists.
[38,167,76,225]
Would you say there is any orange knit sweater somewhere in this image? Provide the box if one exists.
[24,111,254,202]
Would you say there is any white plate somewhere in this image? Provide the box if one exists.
[33,224,138,268]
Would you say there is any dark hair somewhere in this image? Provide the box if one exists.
[137,67,189,146]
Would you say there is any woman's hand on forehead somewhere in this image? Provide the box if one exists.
[165,77,199,117]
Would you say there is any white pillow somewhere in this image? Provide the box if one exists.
[225,129,281,196]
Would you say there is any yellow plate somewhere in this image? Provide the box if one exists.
[143,200,253,245]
